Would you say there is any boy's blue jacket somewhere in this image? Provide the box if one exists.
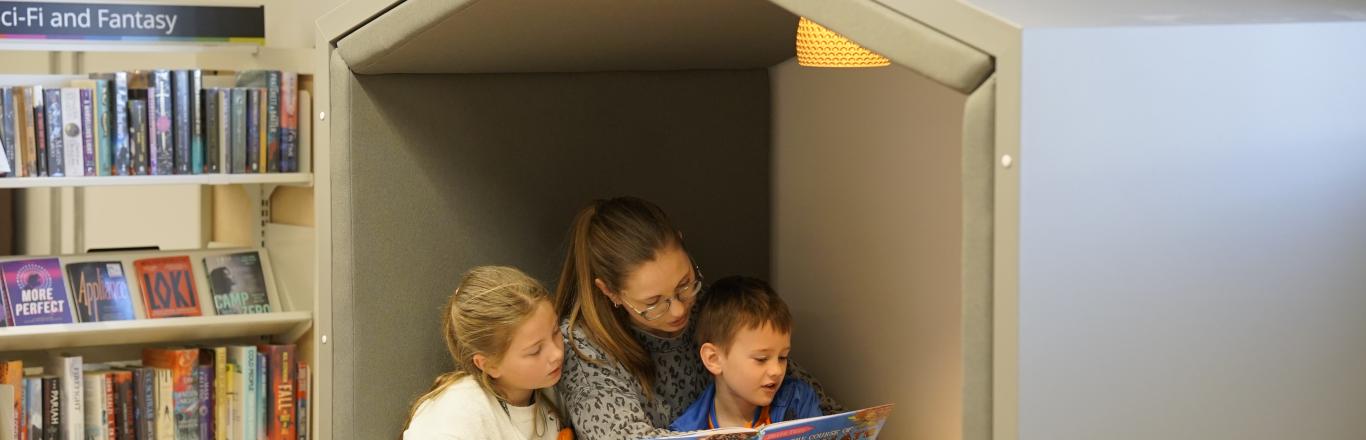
[668,377,823,431]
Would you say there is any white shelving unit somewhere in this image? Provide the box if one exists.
[0,311,313,352]
[0,173,313,188]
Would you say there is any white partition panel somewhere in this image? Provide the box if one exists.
[1018,22,1366,440]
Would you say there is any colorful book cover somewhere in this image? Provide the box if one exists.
[203,252,271,315]
[280,72,297,173]
[133,256,202,319]
[59,88,83,177]
[78,87,96,176]
[650,404,893,440]
[256,344,296,440]
[143,348,200,440]
[191,70,205,175]
[0,258,73,326]
[43,88,63,177]
[151,70,174,176]
[230,88,248,174]
[265,72,280,173]
[128,97,148,176]
[65,261,137,323]
[31,86,47,177]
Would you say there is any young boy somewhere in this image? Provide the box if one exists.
[669,276,823,431]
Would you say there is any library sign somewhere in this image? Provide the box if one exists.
[0,1,263,44]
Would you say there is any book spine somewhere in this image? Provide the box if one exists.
[42,89,62,177]
[266,72,280,173]
[113,372,133,440]
[216,89,230,175]
[94,79,112,176]
[294,364,307,440]
[256,346,296,440]
[231,89,248,174]
[110,73,130,176]
[151,70,173,176]
[26,378,41,440]
[172,70,191,175]
[255,353,265,440]
[134,368,153,440]
[212,347,226,440]
[204,88,219,174]
[31,86,46,177]
[79,88,95,176]
[82,373,103,440]
[279,73,297,173]
[127,99,148,177]
[1,88,14,175]
[105,374,115,440]
[246,89,260,174]
[18,87,36,177]
[197,365,213,440]
[40,378,56,440]
[191,70,204,174]
[57,356,83,440]
[154,369,172,440]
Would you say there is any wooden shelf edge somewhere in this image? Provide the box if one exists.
[0,311,313,352]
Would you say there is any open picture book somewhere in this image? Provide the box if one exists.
[647,404,893,440]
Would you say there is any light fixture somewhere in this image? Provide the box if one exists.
[795,17,891,68]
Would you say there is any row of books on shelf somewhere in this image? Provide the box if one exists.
[0,345,309,440]
[0,249,280,328]
[0,69,312,178]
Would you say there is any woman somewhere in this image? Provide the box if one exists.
[554,197,840,439]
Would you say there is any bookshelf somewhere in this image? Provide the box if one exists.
[0,8,326,438]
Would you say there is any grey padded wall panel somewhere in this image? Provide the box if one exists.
[329,66,774,439]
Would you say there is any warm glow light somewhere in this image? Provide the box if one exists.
[795,17,891,68]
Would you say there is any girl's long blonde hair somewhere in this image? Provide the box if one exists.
[402,266,562,437]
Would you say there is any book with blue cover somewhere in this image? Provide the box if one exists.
[649,404,893,440]
[1,258,74,326]
[65,261,137,323]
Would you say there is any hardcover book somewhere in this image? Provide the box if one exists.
[0,258,74,326]
[133,256,202,318]
[649,404,893,440]
[203,251,271,315]
[65,261,137,322]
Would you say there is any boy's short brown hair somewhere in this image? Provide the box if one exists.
[694,275,793,351]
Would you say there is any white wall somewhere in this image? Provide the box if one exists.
[771,59,966,440]
[1018,22,1366,440]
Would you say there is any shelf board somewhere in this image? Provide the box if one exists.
[0,40,263,54]
[0,311,312,352]
[0,173,312,188]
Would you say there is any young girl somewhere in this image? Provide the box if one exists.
[554,197,841,439]
[403,266,573,440]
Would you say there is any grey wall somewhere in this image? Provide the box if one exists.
[330,65,773,439]
[771,59,967,440]
[1019,23,1366,440]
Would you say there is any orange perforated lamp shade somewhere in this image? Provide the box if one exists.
[795,17,891,68]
